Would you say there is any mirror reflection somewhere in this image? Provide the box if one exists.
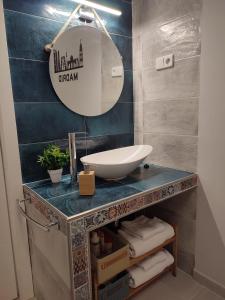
[49,26,124,116]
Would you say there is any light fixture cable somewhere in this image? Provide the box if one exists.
[44,1,120,52]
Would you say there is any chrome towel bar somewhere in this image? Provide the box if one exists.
[17,199,58,232]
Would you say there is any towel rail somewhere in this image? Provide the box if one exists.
[17,199,58,232]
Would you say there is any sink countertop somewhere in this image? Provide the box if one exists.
[24,164,197,221]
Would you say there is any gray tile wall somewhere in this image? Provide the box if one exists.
[132,0,202,274]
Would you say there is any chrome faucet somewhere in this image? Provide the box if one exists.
[68,133,77,182]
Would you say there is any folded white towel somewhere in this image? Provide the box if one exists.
[138,249,168,271]
[121,216,168,240]
[118,225,174,258]
[128,250,174,288]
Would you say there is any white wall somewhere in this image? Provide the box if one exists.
[195,0,225,292]
[0,0,34,298]
[0,142,17,300]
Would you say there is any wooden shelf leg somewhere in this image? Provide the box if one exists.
[172,263,177,277]
[172,225,178,277]
[93,276,98,300]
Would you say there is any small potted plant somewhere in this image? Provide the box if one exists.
[37,144,69,183]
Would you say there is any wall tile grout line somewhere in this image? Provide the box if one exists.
[19,133,134,146]
[14,101,133,104]
[143,133,198,138]
[4,8,132,39]
[9,57,48,63]
[8,57,133,73]
[143,97,199,102]
[4,8,68,24]
[135,10,201,31]
[4,0,133,182]
[143,12,201,30]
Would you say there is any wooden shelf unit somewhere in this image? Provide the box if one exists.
[93,223,178,299]
[127,264,174,299]
[128,235,176,269]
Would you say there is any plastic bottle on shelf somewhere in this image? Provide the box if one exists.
[99,230,105,254]
[104,234,113,255]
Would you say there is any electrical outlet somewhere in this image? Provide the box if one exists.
[112,66,123,77]
[155,54,174,70]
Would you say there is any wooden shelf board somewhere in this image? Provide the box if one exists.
[128,235,175,268]
[126,264,174,299]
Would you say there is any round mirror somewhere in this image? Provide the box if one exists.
[49,26,124,116]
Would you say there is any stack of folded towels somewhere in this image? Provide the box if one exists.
[118,215,174,258]
[128,249,174,288]
[118,215,175,288]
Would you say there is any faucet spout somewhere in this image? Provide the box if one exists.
[68,132,77,182]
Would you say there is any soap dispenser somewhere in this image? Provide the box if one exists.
[79,164,95,196]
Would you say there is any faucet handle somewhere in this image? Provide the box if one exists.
[68,132,76,157]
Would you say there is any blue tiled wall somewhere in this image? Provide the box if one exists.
[3,0,133,183]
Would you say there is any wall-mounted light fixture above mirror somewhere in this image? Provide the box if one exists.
[73,0,122,16]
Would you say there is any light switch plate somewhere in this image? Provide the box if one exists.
[155,54,174,70]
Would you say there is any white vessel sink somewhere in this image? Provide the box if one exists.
[80,145,153,180]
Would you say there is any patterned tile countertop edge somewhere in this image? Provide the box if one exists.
[23,165,198,235]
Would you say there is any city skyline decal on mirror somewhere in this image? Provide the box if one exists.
[53,40,84,74]
[53,40,84,83]
[49,25,124,116]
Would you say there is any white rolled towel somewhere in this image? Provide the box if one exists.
[129,250,174,288]
[138,249,168,271]
[121,216,166,240]
[118,225,174,257]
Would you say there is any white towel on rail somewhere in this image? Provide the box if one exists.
[128,250,174,288]
[121,216,166,240]
[138,249,168,271]
[118,225,174,258]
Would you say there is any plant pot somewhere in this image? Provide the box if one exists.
[48,168,63,183]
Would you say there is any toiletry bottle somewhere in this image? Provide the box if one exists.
[79,164,95,196]
[99,230,105,254]
[104,234,113,255]
[91,231,100,257]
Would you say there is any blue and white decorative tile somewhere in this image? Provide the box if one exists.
[75,283,91,300]
[73,247,88,275]
[72,232,86,249]
[68,175,198,232]
[71,219,86,234]
[24,188,67,234]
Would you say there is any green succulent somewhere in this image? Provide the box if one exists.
[37,144,69,170]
